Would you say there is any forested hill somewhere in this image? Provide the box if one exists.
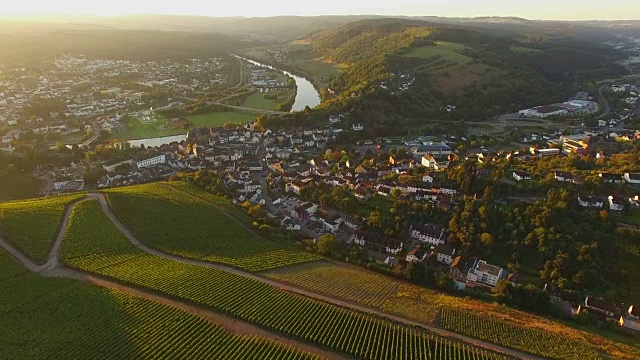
[308,18,627,129]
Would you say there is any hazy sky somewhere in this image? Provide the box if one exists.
[2,0,638,20]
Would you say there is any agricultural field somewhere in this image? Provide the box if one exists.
[66,254,507,360]
[440,308,600,360]
[105,182,321,271]
[0,193,85,261]
[186,111,255,128]
[0,252,316,359]
[262,260,640,360]
[116,113,186,140]
[264,260,401,308]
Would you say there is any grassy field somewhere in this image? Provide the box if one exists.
[262,260,640,360]
[186,111,256,128]
[511,46,542,54]
[0,194,85,261]
[241,91,289,111]
[104,182,321,271]
[621,209,640,225]
[404,41,472,64]
[0,173,41,201]
[0,251,315,359]
[114,114,186,140]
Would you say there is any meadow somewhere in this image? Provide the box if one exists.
[0,193,85,261]
[186,111,255,127]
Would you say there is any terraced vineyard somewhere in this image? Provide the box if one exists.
[61,200,508,360]
[440,308,600,360]
[104,182,321,271]
[0,193,84,261]
[0,252,318,360]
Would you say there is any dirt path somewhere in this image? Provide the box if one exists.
[92,193,542,360]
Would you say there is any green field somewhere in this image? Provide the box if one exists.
[404,41,472,65]
[104,182,321,271]
[0,251,315,360]
[242,91,290,111]
[511,46,542,54]
[440,308,599,360]
[59,211,506,360]
[114,114,186,140]
[186,111,256,127]
[0,194,85,261]
[0,173,41,201]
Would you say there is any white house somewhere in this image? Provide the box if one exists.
[624,173,640,185]
[435,244,456,265]
[423,174,434,183]
[352,124,364,131]
[554,170,573,182]
[466,259,506,287]
[136,154,166,169]
[577,195,605,208]
[608,195,625,212]
[409,223,447,246]
[512,170,531,182]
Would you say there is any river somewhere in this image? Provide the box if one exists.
[127,57,321,148]
[234,55,321,112]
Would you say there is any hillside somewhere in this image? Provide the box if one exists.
[304,18,627,132]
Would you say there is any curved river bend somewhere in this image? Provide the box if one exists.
[234,55,321,112]
[128,57,321,147]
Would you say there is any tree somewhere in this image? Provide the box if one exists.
[367,211,383,228]
[316,234,340,255]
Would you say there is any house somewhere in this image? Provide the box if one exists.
[354,188,370,201]
[409,223,447,246]
[406,245,429,263]
[317,208,344,233]
[293,202,318,222]
[577,195,604,208]
[512,170,531,182]
[624,173,640,185]
[554,170,573,182]
[414,144,452,158]
[619,316,640,332]
[344,216,365,231]
[423,174,434,183]
[243,181,261,193]
[435,244,456,265]
[286,180,305,195]
[54,178,84,191]
[352,124,364,131]
[377,186,392,197]
[466,259,506,287]
[608,195,625,212]
[581,297,621,321]
[421,154,441,169]
[599,173,624,184]
[354,230,403,255]
[136,154,166,169]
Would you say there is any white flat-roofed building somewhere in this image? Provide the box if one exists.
[136,154,166,169]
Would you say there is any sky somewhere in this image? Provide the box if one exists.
[1,0,638,21]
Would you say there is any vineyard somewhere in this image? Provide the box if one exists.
[0,253,319,359]
[104,183,321,271]
[0,193,85,261]
[440,308,601,360]
[61,202,508,360]
[264,260,401,307]
[263,260,461,324]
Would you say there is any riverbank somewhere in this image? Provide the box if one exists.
[233,54,321,112]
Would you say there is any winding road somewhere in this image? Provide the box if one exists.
[0,192,545,360]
